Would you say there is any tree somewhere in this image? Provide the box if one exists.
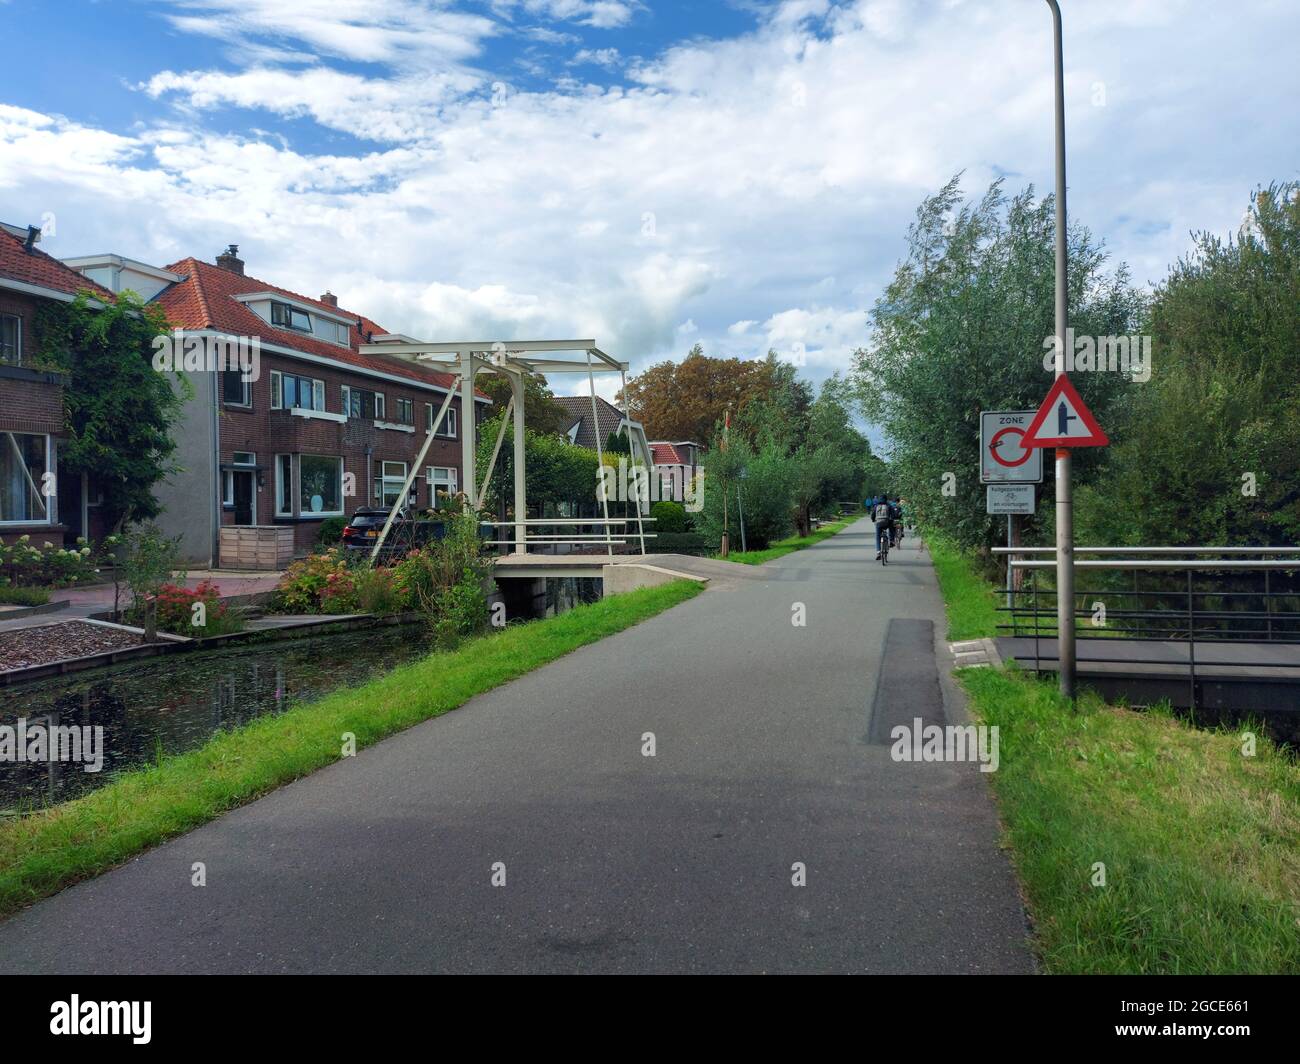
[1075,182,1300,548]
[694,432,794,551]
[474,413,606,516]
[621,343,779,444]
[475,373,573,437]
[851,175,1144,557]
[35,291,189,533]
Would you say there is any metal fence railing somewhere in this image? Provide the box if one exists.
[991,549,1300,710]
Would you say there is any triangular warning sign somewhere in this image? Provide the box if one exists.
[1021,375,1109,448]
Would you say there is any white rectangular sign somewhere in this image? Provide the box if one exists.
[986,483,1035,515]
[981,410,1044,484]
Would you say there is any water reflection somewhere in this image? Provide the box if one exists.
[0,625,433,810]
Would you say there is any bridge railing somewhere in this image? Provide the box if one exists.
[990,550,1300,709]
[482,516,656,556]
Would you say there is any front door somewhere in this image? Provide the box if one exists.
[233,471,255,525]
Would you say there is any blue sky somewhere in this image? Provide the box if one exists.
[1,0,1297,412]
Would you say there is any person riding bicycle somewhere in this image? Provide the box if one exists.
[873,497,894,560]
[889,498,904,547]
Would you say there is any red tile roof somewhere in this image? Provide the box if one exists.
[650,442,687,465]
[0,229,115,301]
[155,257,483,397]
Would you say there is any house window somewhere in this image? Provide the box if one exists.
[0,432,51,525]
[271,301,312,332]
[374,461,408,507]
[344,387,384,420]
[394,397,414,424]
[275,454,293,516]
[279,373,324,412]
[431,404,457,438]
[426,466,458,508]
[0,314,19,365]
[221,369,251,407]
[299,455,343,516]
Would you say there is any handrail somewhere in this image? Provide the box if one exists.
[1011,559,1300,570]
[994,546,1300,555]
[481,517,656,526]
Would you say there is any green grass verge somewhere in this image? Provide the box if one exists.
[925,531,1002,640]
[0,580,703,918]
[721,515,860,565]
[929,537,1300,973]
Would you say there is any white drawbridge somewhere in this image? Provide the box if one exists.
[357,339,649,560]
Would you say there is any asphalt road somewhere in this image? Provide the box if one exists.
[0,523,1034,973]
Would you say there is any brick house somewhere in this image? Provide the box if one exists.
[648,440,700,504]
[65,244,492,566]
[0,223,116,546]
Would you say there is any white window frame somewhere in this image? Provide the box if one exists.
[298,454,344,518]
[280,372,325,413]
[376,461,408,508]
[0,313,20,365]
[0,431,53,526]
[274,454,294,517]
[425,465,457,507]
[434,406,457,439]
[221,369,252,408]
[270,371,282,409]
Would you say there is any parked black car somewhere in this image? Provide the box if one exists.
[340,507,448,556]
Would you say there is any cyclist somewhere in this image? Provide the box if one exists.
[889,497,904,548]
[873,497,894,561]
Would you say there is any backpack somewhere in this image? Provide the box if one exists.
[874,502,892,523]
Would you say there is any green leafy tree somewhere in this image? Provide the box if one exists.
[852,175,1144,557]
[1075,183,1300,549]
[35,291,188,533]
[475,373,573,437]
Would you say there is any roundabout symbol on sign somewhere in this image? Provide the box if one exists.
[989,427,1032,468]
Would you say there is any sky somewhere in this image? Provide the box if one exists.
[1,0,1297,411]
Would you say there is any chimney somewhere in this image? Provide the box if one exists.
[23,225,41,252]
[320,291,338,306]
[215,244,245,275]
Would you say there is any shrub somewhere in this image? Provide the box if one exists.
[650,501,689,534]
[653,531,707,555]
[0,585,52,606]
[275,549,354,613]
[0,535,99,589]
[428,570,490,649]
[143,580,244,638]
[314,516,348,548]
[353,565,406,615]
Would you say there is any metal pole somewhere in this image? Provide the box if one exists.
[511,372,527,554]
[369,386,456,563]
[1046,0,1075,700]
[587,350,613,557]
[737,484,747,553]
[1006,514,1013,611]
[460,352,478,507]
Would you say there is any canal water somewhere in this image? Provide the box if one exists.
[0,625,433,811]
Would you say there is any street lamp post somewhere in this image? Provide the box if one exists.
[1045,0,1075,699]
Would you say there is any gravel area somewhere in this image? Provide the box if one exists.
[0,621,144,672]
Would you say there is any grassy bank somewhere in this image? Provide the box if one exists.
[722,514,860,565]
[926,534,1300,973]
[0,580,703,918]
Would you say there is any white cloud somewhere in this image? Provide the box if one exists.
[2,0,1296,403]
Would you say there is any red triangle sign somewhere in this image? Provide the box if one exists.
[1021,375,1109,448]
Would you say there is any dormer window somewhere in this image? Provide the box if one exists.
[271,301,312,332]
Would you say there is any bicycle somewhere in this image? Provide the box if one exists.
[878,523,891,565]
